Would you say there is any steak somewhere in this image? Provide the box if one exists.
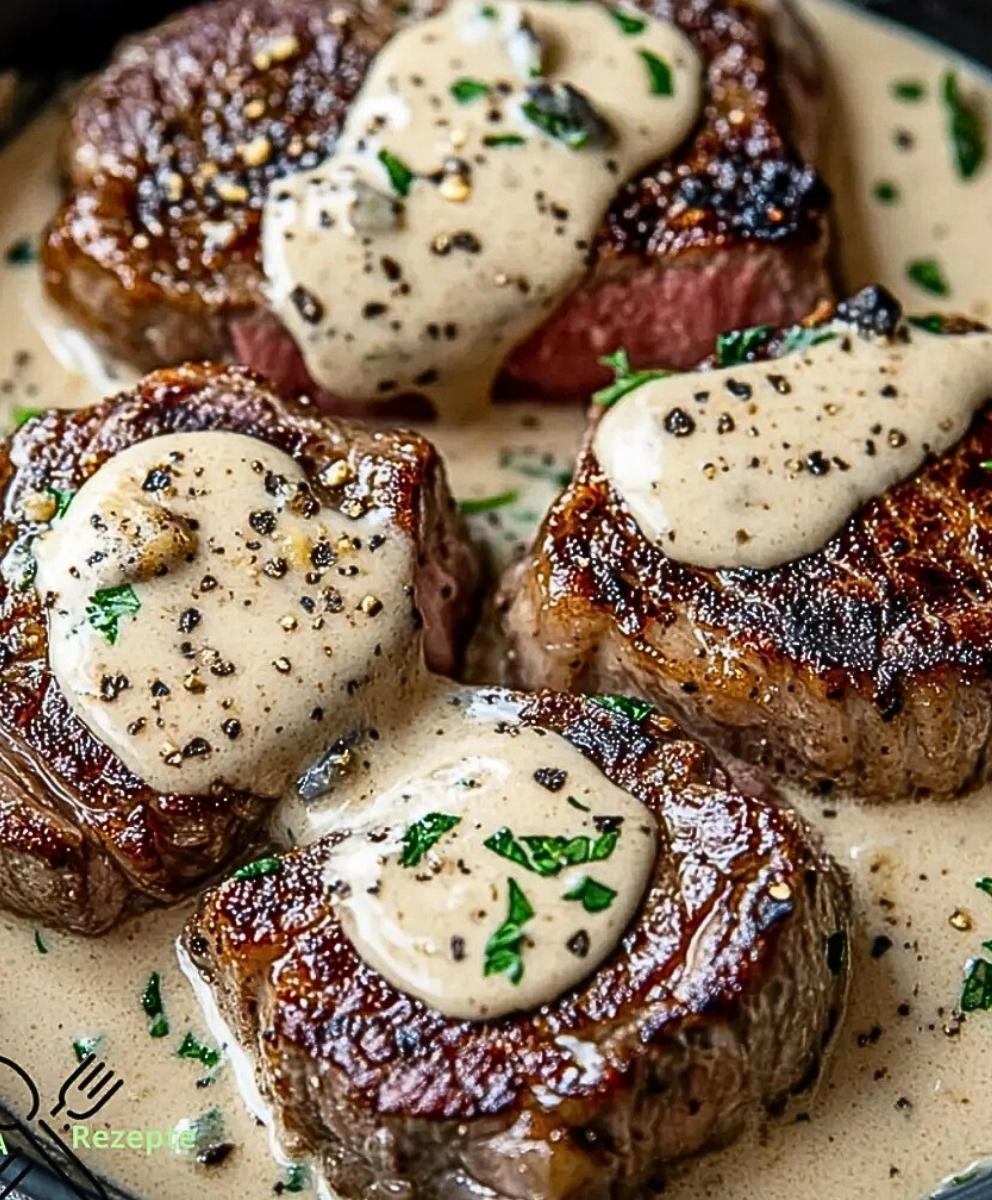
[43,0,831,405]
[182,687,851,1200]
[0,362,477,933]
[502,295,992,802]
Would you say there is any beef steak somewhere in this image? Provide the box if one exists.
[182,687,851,1200]
[43,0,831,405]
[0,362,477,933]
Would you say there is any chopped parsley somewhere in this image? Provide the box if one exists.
[458,489,519,515]
[609,10,647,35]
[906,256,950,297]
[141,971,169,1039]
[593,349,671,408]
[86,584,140,645]
[567,796,591,812]
[47,487,75,520]
[715,324,773,367]
[232,857,283,882]
[593,694,653,723]
[639,50,674,97]
[908,314,954,334]
[34,929,48,954]
[873,180,900,204]
[12,406,44,429]
[484,824,621,876]
[959,879,992,1011]
[72,1036,103,1063]
[401,812,461,867]
[564,876,617,913]
[4,237,36,266]
[521,95,592,149]
[480,3,497,17]
[890,78,926,102]
[377,148,415,197]
[498,449,572,489]
[280,1164,311,1194]
[942,70,985,180]
[483,133,526,148]
[483,878,534,985]
[776,324,838,356]
[450,78,491,104]
[178,1032,221,1070]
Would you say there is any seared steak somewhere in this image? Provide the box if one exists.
[502,298,992,802]
[43,0,830,403]
[182,687,851,1200]
[0,362,477,933]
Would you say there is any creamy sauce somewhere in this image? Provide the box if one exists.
[1,2,992,1198]
[317,716,656,1019]
[594,316,992,569]
[263,0,701,417]
[33,431,420,796]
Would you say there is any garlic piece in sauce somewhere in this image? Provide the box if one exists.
[33,432,421,796]
[322,720,657,1020]
[594,314,992,570]
[263,0,702,419]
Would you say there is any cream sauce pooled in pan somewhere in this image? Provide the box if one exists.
[1,2,992,1199]
[263,0,701,417]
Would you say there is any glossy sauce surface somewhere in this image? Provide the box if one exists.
[264,0,701,416]
[595,319,992,569]
[33,431,419,796]
[1,2,992,1198]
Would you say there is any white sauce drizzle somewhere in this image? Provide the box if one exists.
[263,0,702,418]
[319,715,656,1020]
[32,432,420,795]
[594,321,992,570]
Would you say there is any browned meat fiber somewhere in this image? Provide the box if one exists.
[0,363,477,933]
[503,290,992,802]
[183,687,851,1200]
[43,0,831,407]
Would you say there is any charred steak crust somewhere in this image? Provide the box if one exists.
[43,0,829,383]
[503,308,992,801]
[184,691,850,1198]
[43,0,388,369]
[0,363,476,932]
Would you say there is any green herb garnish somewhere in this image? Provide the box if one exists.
[72,1036,103,1063]
[480,3,497,17]
[908,314,953,334]
[11,406,44,429]
[4,237,35,266]
[281,1164,311,1194]
[609,10,647,35]
[47,487,74,520]
[776,325,839,357]
[873,180,900,204]
[483,878,534,985]
[962,957,992,1012]
[34,929,48,954]
[564,876,617,913]
[715,324,773,367]
[401,812,461,868]
[86,584,140,645]
[483,133,527,147]
[178,1032,221,1070]
[942,70,985,180]
[567,795,591,813]
[377,148,415,197]
[232,857,283,882]
[458,489,520,515]
[142,971,169,1039]
[498,449,572,489]
[484,825,621,876]
[891,79,926,102]
[593,694,653,722]
[593,349,671,408]
[521,98,589,148]
[639,50,674,97]
[906,257,950,297]
[977,878,992,899]
[450,78,491,104]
